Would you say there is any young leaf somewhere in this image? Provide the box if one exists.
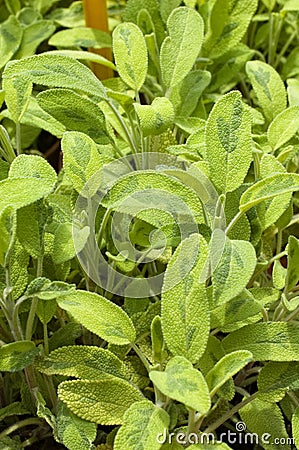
[149,356,211,413]
[0,341,39,372]
[267,106,299,150]
[49,27,111,49]
[205,91,252,193]
[272,260,287,290]
[37,345,127,380]
[212,238,256,306]
[206,350,253,397]
[57,402,97,450]
[151,316,165,363]
[3,54,107,101]
[113,23,148,91]
[239,173,299,212]
[0,16,22,69]
[61,131,106,193]
[36,299,57,325]
[57,290,136,345]
[25,277,75,300]
[114,400,170,450]
[160,7,204,89]
[222,322,299,361]
[162,234,210,363]
[58,378,143,425]
[286,236,299,292]
[240,398,291,450]
[203,0,258,59]
[14,20,55,59]
[134,97,175,136]
[37,89,110,144]
[246,61,287,122]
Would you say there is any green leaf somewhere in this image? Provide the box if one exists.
[258,362,299,402]
[14,20,55,59]
[7,238,29,300]
[160,0,181,23]
[151,315,165,363]
[203,0,258,59]
[206,350,253,397]
[45,49,116,70]
[49,27,111,49]
[272,260,287,290]
[134,97,175,137]
[162,234,210,363]
[0,16,22,69]
[0,341,39,372]
[205,91,252,193]
[4,0,21,14]
[188,444,232,450]
[282,0,299,10]
[114,400,170,450]
[53,222,84,264]
[267,106,299,150]
[246,61,287,122]
[25,277,75,300]
[240,398,291,450]
[3,76,33,123]
[113,23,147,91]
[3,54,107,101]
[239,173,299,212]
[49,1,84,28]
[57,402,97,450]
[57,290,136,345]
[58,378,143,425]
[212,238,256,306]
[170,70,211,117]
[222,322,299,361]
[211,289,263,332]
[36,298,57,325]
[61,131,106,193]
[292,406,299,449]
[9,154,57,184]
[286,236,299,292]
[149,356,211,413]
[0,402,29,422]
[160,7,204,89]
[37,345,127,380]
[37,89,110,144]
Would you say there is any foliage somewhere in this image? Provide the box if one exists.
[0,0,299,449]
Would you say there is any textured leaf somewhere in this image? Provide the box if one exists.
[162,234,210,363]
[258,154,292,229]
[57,290,136,345]
[212,238,256,306]
[49,1,84,28]
[240,398,290,450]
[203,0,258,59]
[149,356,211,413]
[114,400,170,450]
[267,106,299,150]
[292,406,299,449]
[20,97,66,137]
[160,0,181,22]
[25,277,74,300]
[3,76,32,123]
[205,91,252,193]
[14,20,55,59]
[61,131,106,193]
[222,322,299,361]
[49,27,111,49]
[9,154,57,185]
[134,97,175,136]
[0,16,22,69]
[46,50,116,70]
[37,89,109,144]
[57,402,97,450]
[53,223,76,264]
[58,378,143,425]
[0,341,38,372]
[113,23,147,90]
[211,290,263,332]
[160,7,204,89]
[239,173,299,212]
[258,362,299,402]
[272,260,286,290]
[36,298,57,325]
[37,345,127,380]
[16,201,46,259]
[286,236,299,292]
[3,54,107,101]
[206,350,253,397]
[170,70,211,117]
[0,402,29,422]
[7,238,29,300]
[246,61,286,122]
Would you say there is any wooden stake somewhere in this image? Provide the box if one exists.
[83,0,114,79]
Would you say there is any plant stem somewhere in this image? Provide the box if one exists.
[106,100,138,154]
[15,122,22,155]
[203,392,259,434]
[25,256,43,341]
[0,417,43,439]
[132,343,151,372]
[225,211,244,235]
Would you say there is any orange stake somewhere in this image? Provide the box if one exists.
[83,0,114,80]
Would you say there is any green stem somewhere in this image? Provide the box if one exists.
[43,323,49,356]
[25,256,43,341]
[204,392,259,434]
[187,409,197,436]
[15,122,22,155]
[132,343,151,372]
[225,211,244,235]
[106,100,138,154]
[274,28,297,68]
[0,417,43,439]
[0,125,16,162]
